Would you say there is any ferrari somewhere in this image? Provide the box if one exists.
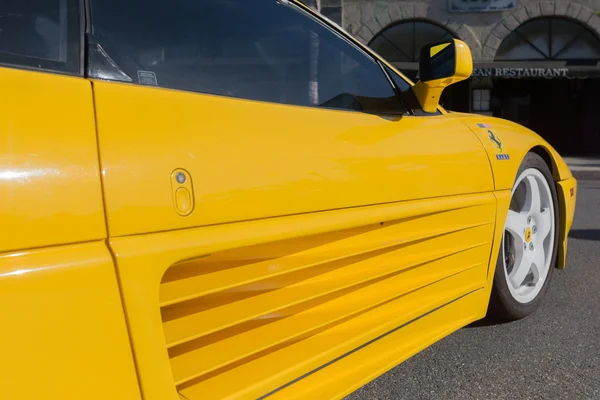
[0,0,576,399]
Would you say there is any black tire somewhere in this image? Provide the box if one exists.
[487,152,560,321]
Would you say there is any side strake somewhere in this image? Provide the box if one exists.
[108,193,495,399]
[263,288,487,400]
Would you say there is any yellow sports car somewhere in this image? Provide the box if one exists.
[0,0,576,399]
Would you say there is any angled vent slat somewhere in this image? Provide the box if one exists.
[158,198,496,398]
[160,205,492,307]
[160,224,382,306]
[162,224,491,348]
[169,247,488,385]
[179,267,486,399]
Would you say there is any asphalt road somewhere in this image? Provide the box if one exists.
[347,168,600,400]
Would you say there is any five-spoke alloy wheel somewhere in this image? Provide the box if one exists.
[489,153,559,321]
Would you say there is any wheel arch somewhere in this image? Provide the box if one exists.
[529,145,569,183]
[530,146,554,177]
[528,145,576,270]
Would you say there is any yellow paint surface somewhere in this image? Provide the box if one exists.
[0,13,578,398]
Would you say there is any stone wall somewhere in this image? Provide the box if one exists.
[341,0,600,62]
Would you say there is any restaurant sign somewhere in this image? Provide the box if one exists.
[472,67,570,78]
[400,66,598,80]
[449,0,517,12]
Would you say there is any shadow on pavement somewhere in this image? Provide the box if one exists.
[570,163,600,167]
[569,229,600,241]
[465,317,511,329]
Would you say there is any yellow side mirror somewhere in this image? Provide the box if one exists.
[412,39,473,113]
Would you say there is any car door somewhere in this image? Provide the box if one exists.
[89,0,496,399]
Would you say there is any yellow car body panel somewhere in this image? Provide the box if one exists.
[556,177,578,269]
[0,67,141,399]
[92,81,493,237]
[0,68,106,254]
[0,3,578,397]
[268,288,489,400]
[460,115,577,269]
[462,115,573,188]
[109,192,495,400]
[0,242,141,400]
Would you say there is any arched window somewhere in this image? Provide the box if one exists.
[496,17,600,62]
[369,20,455,62]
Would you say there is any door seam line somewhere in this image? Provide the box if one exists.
[90,81,146,399]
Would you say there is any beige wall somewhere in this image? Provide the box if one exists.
[342,0,600,61]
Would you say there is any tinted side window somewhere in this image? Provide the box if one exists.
[89,0,405,115]
[0,0,81,74]
[383,65,442,116]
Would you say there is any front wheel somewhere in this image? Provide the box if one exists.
[488,153,559,321]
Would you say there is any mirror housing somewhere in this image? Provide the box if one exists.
[412,39,473,113]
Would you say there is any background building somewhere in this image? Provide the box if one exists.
[312,0,600,155]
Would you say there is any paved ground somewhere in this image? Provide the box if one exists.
[347,162,600,400]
